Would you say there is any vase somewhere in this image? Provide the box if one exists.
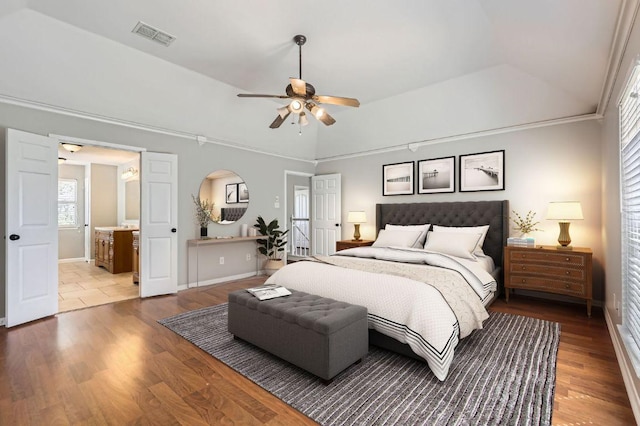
[200,226,208,238]
[264,259,284,276]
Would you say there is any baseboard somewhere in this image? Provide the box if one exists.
[185,271,259,288]
[0,317,5,327]
[58,257,88,264]
[604,307,640,423]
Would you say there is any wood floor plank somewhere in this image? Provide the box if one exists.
[0,277,635,425]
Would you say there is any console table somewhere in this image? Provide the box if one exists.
[187,235,263,287]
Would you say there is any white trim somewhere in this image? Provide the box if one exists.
[284,170,314,264]
[0,317,5,327]
[605,307,640,423]
[598,0,640,115]
[315,113,601,162]
[58,257,87,264]
[185,271,259,288]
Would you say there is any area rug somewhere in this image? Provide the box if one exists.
[159,304,559,426]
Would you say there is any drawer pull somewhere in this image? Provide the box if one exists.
[566,271,570,275]
[565,284,570,289]
[521,266,526,271]
[565,257,570,261]
[521,279,527,283]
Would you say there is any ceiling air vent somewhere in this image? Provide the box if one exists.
[132,21,175,47]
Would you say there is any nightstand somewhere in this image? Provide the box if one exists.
[336,239,374,251]
[504,245,593,317]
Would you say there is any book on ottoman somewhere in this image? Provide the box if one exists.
[247,284,292,301]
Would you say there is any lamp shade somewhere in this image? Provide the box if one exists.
[546,202,584,221]
[347,211,367,223]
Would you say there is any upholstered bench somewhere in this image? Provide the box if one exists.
[228,289,368,382]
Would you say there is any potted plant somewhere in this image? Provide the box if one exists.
[192,194,215,238]
[255,215,289,275]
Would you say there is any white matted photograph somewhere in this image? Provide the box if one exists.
[418,156,455,194]
[238,182,249,203]
[459,150,505,192]
[226,183,238,203]
[383,162,414,196]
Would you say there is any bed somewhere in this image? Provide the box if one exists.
[220,207,246,222]
[265,200,509,380]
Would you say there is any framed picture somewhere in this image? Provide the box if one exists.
[238,182,249,203]
[459,150,505,192]
[383,161,414,196]
[417,156,455,194]
[226,183,238,204]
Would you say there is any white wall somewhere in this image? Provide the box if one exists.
[317,119,604,299]
[0,101,315,319]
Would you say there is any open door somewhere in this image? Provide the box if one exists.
[140,151,178,297]
[311,173,341,256]
[5,129,58,327]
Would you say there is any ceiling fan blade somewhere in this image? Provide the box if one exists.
[289,78,307,96]
[313,95,360,107]
[269,111,290,129]
[237,93,289,99]
[317,110,336,126]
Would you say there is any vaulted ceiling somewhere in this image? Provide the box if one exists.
[0,1,629,160]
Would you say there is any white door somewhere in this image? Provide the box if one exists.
[311,173,341,256]
[6,129,58,327]
[140,151,178,297]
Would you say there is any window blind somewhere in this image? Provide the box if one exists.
[619,62,640,376]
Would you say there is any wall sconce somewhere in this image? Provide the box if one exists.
[546,201,584,249]
[61,143,82,153]
[121,167,139,180]
[347,211,367,241]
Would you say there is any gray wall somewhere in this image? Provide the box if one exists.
[317,119,604,300]
[0,101,315,319]
[90,164,118,258]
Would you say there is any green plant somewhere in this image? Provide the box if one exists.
[192,194,215,228]
[255,216,289,260]
[510,209,542,235]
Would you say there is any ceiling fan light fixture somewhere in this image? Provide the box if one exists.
[299,112,309,126]
[58,157,67,164]
[277,106,289,119]
[311,104,325,119]
[289,99,304,114]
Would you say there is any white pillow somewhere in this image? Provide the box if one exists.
[432,225,490,257]
[372,229,423,248]
[385,224,431,248]
[423,231,482,260]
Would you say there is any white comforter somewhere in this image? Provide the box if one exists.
[265,247,496,381]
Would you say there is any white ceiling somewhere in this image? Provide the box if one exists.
[0,0,628,159]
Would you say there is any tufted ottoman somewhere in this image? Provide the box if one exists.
[228,289,368,382]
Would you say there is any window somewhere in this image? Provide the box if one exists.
[619,61,640,376]
[58,179,78,227]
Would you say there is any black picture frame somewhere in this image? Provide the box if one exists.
[226,183,238,204]
[459,150,505,192]
[383,161,414,196]
[417,156,455,194]
[238,182,249,203]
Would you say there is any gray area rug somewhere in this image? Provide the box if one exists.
[159,304,559,426]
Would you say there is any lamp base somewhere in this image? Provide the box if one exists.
[556,221,573,249]
[352,223,361,241]
[556,244,573,250]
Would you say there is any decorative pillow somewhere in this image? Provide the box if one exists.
[372,229,423,248]
[385,224,431,248]
[423,231,482,260]
[432,225,490,257]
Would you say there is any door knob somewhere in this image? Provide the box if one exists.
[9,234,20,241]
[335,223,340,227]
[171,228,177,233]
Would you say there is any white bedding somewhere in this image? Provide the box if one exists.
[265,246,497,380]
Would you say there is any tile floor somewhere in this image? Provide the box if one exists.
[58,261,139,313]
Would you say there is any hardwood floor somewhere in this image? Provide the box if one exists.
[0,277,635,425]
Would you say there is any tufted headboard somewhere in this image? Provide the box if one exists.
[376,200,509,268]
[220,207,247,222]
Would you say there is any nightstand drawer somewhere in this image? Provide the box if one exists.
[508,263,586,281]
[508,250,586,267]
[507,275,586,297]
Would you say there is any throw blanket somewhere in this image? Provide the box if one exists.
[265,247,493,380]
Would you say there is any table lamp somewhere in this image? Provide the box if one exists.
[546,201,584,249]
[347,211,367,241]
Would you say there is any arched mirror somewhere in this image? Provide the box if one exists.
[199,169,249,224]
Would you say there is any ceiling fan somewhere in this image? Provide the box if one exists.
[237,34,360,129]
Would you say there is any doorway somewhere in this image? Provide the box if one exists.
[284,171,313,262]
[57,143,141,313]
